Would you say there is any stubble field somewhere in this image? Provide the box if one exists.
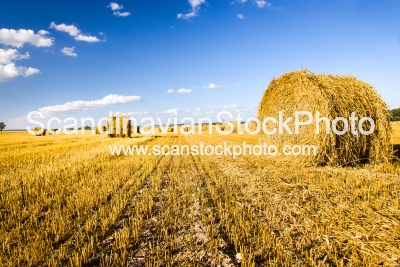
[1,127,400,266]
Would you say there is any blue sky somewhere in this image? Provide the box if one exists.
[1,0,399,129]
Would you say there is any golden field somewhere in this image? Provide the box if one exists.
[392,121,400,144]
[0,127,399,266]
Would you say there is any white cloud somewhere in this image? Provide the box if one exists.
[177,0,206,20]
[49,22,80,36]
[113,11,131,17]
[74,34,101,42]
[60,47,77,57]
[0,64,40,82]
[195,107,201,112]
[37,94,143,116]
[38,30,49,35]
[223,104,241,108]
[49,22,101,43]
[24,67,40,76]
[237,0,247,2]
[0,28,53,48]
[177,88,192,93]
[0,48,29,64]
[167,89,174,93]
[0,48,40,82]
[254,0,271,8]
[237,13,244,19]
[203,83,221,89]
[108,2,124,10]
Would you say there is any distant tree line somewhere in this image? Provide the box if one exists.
[391,108,400,121]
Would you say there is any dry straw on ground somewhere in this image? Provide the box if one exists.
[258,70,392,166]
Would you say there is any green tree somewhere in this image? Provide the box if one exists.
[0,122,6,133]
[391,108,400,121]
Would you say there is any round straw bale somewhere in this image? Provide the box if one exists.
[33,127,47,136]
[258,70,392,166]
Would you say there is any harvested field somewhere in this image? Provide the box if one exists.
[0,130,399,266]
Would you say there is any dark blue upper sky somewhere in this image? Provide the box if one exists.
[1,0,399,128]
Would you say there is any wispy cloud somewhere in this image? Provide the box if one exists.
[8,116,29,126]
[177,0,206,20]
[38,30,50,35]
[37,94,143,116]
[157,108,179,114]
[254,0,271,8]
[223,104,241,108]
[237,13,244,19]
[113,11,131,17]
[177,88,192,93]
[107,2,131,17]
[0,28,53,48]
[127,111,149,115]
[208,105,221,110]
[49,22,101,43]
[167,88,192,93]
[74,34,101,42]
[49,22,80,36]
[232,0,272,8]
[60,46,77,57]
[203,83,221,89]
[0,48,40,82]
[156,108,191,115]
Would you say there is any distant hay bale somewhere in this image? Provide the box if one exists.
[33,127,47,136]
[182,126,190,133]
[48,129,59,135]
[95,126,107,135]
[214,124,227,132]
[230,121,239,133]
[200,124,211,134]
[106,116,131,138]
[167,127,175,133]
[132,126,141,134]
[258,70,392,166]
